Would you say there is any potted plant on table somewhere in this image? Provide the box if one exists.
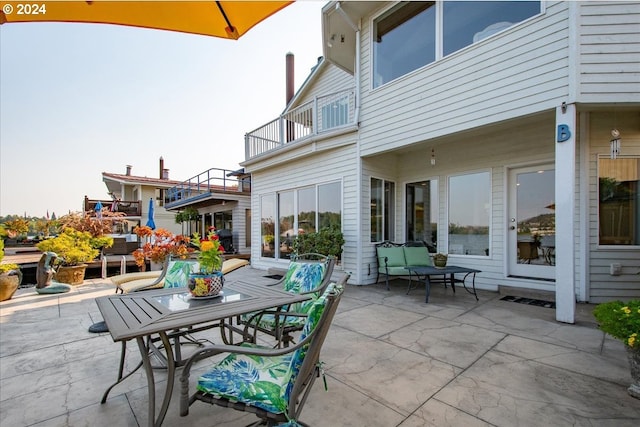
[0,231,22,301]
[433,253,448,268]
[593,299,640,399]
[188,227,225,298]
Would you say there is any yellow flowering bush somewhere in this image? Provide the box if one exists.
[593,300,640,348]
[191,227,224,273]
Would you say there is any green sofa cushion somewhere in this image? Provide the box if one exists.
[377,247,405,268]
[403,247,432,267]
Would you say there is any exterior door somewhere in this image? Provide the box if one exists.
[508,165,556,280]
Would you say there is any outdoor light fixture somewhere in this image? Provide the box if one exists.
[610,128,621,159]
[431,148,436,166]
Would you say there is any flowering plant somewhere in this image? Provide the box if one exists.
[191,227,224,273]
[593,300,640,348]
[132,226,192,267]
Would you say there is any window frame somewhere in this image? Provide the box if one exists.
[447,170,491,257]
[597,155,640,249]
[260,181,343,260]
[371,177,396,242]
[371,0,543,90]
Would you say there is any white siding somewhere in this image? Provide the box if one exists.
[249,143,358,278]
[578,1,640,103]
[358,2,571,157]
[358,114,561,290]
[587,111,640,302]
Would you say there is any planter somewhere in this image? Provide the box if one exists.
[188,271,224,298]
[433,254,448,268]
[0,271,22,301]
[55,264,87,285]
[627,345,640,399]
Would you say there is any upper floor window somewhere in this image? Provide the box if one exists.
[373,1,541,88]
[599,157,640,246]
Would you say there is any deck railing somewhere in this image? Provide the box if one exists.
[245,88,356,159]
[164,168,251,208]
[84,197,142,216]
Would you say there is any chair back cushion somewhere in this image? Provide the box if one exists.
[403,246,432,267]
[282,261,326,294]
[377,246,405,267]
[163,260,199,288]
[196,285,333,416]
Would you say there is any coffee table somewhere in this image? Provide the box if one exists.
[405,265,481,303]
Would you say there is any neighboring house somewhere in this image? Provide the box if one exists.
[239,1,639,323]
[163,167,252,256]
[97,158,184,236]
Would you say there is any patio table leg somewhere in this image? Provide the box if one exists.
[101,340,143,404]
[137,332,176,427]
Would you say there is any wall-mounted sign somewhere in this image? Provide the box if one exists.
[557,124,571,143]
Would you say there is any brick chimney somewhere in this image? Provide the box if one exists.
[286,53,295,142]
[286,52,294,105]
[159,156,164,179]
[126,165,132,176]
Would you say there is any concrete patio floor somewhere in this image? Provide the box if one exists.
[1,267,639,426]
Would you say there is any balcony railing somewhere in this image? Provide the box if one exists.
[165,168,251,208]
[84,197,142,217]
[245,88,356,159]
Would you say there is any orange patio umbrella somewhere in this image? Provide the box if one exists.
[0,1,293,39]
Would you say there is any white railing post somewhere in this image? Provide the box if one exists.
[101,256,107,279]
[313,96,319,135]
[120,256,126,275]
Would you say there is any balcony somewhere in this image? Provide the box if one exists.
[245,88,356,160]
[84,197,142,217]
[165,168,251,210]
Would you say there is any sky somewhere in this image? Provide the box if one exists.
[0,0,326,218]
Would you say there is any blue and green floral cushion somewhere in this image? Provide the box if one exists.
[282,261,326,294]
[163,260,199,289]
[197,285,333,415]
[241,261,326,327]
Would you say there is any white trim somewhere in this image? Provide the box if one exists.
[578,111,590,302]
[555,103,577,324]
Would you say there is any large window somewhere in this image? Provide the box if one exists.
[599,157,640,246]
[260,182,342,259]
[448,172,490,256]
[371,178,395,242]
[373,1,540,88]
[261,195,276,258]
[406,180,438,251]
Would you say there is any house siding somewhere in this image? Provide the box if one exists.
[249,143,358,275]
[587,111,640,302]
[578,1,640,103]
[358,1,571,157]
[359,114,566,292]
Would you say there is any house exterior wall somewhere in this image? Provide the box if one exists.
[249,141,358,272]
[577,1,640,103]
[359,113,565,291]
[197,197,252,255]
[245,1,639,305]
[587,111,640,302]
[357,1,571,158]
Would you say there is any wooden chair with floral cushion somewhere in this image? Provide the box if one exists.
[233,253,336,347]
[179,280,346,426]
